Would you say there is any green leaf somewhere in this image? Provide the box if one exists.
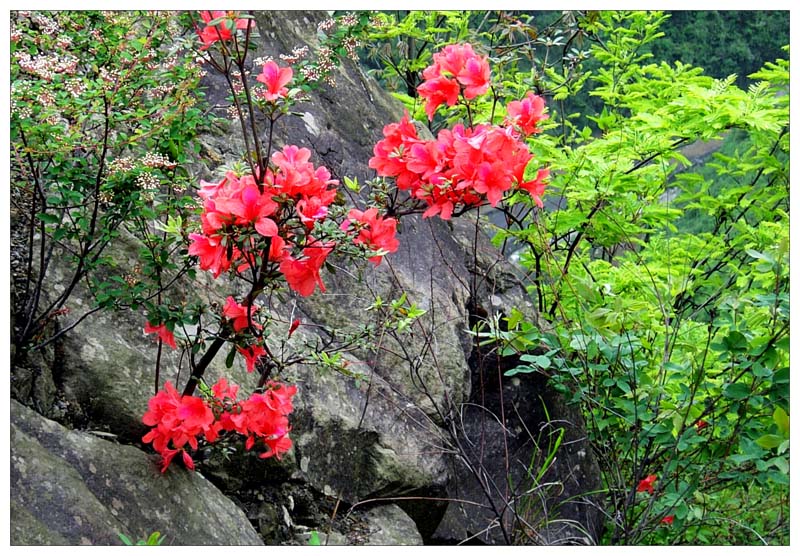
[519,354,551,369]
[504,365,535,377]
[225,346,236,369]
[118,533,134,546]
[36,212,61,225]
[308,531,321,546]
[773,406,789,437]
[343,176,360,192]
[755,434,783,449]
[723,383,751,400]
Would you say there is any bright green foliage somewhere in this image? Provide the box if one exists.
[491,12,789,545]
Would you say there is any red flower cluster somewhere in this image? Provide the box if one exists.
[505,91,549,136]
[190,143,399,295]
[188,147,328,289]
[417,43,490,120]
[370,112,549,217]
[142,379,296,472]
[196,11,252,51]
[342,208,400,265]
[223,296,261,333]
[370,43,549,217]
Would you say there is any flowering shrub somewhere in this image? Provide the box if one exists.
[369,43,549,219]
[10,11,205,357]
[140,11,400,472]
[142,378,295,472]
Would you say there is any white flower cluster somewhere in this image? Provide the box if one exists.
[37,89,55,107]
[280,45,309,65]
[317,18,335,33]
[338,13,358,27]
[107,157,135,174]
[253,56,274,67]
[65,79,86,98]
[343,36,361,61]
[137,171,161,201]
[141,152,177,169]
[55,34,73,49]
[32,12,60,35]
[11,81,33,118]
[15,51,78,80]
[11,98,33,119]
[99,66,120,85]
[226,105,242,121]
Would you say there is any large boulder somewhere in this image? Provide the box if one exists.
[10,400,262,545]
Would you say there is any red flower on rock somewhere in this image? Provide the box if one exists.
[230,381,297,459]
[279,241,333,297]
[141,382,220,472]
[237,343,267,373]
[188,233,236,278]
[142,378,297,472]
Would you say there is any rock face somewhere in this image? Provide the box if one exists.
[10,400,263,545]
[10,11,604,545]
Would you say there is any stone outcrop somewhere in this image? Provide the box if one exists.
[10,400,263,545]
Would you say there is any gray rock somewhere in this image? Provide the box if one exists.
[354,504,423,545]
[10,400,263,546]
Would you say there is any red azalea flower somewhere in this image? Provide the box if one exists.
[518,168,550,209]
[142,381,221,471]
[457,54,491,99]
[237,343,267,373]
[196,11,252,50]
[417,74,461,120]
[346,207,399,265]
[144,321,177,349]
[506,91,548,135]
[222,296,261,333]
[661,515,675,526]
[279,241,333,296]
[257,60,293,102]
[288,319,301,338]
[296,196,330,228]
[637,474,658,495]
[695,419,709,430]
[211,377,240,402]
